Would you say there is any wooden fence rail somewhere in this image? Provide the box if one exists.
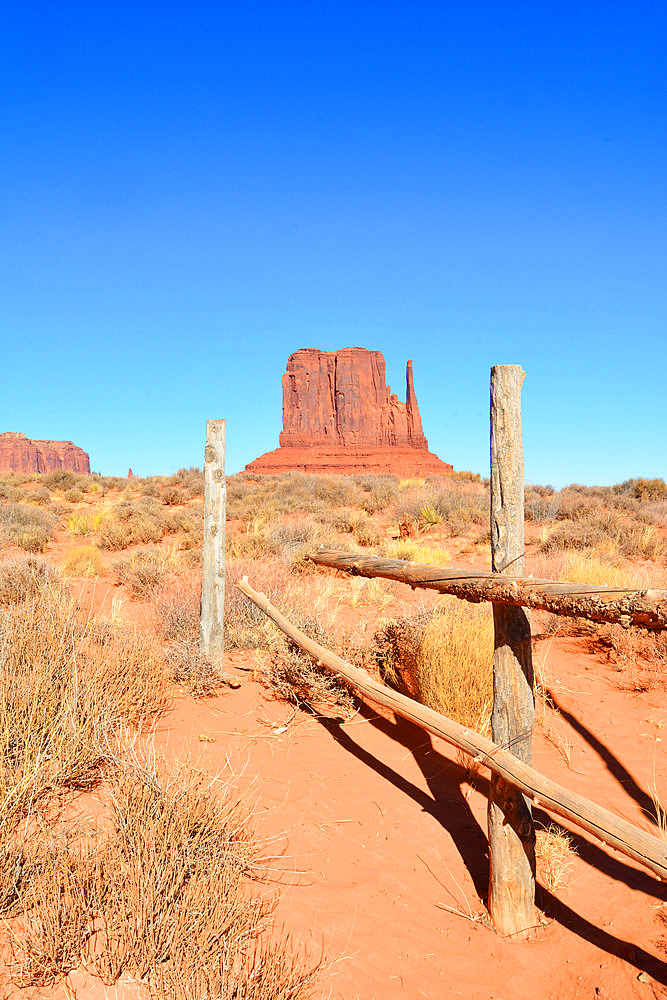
[307,552,667,632]
[236,577,667,882]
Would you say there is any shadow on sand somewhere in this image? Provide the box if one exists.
[316,701,667,985]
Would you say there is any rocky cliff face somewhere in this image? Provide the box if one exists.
[279,347,428,449]
[0,433,90,475]
[245,348,453,476]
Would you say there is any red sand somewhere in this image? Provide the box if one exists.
[4,521,667,999]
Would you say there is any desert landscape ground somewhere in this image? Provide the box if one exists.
[0,468,666,999]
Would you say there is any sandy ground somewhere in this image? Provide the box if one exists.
[2,510,667,1000]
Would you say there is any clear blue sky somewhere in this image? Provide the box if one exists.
[2,2,665,487]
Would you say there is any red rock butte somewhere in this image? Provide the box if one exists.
[0,432,90,475]
[244,347,453,476]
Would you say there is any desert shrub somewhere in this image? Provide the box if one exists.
[154,577,227,696]
[374,598,494,732]
[540,520,611,554]
[0,556,60,604]
[8,766,321,997]
[112,546,176,598]
[395,483,488,537]
[62,544,104,577]
[0,502,58,552]
[445,470,483,483]
[42,470,81,491]
[353,518,382,547]
[31,484,52,506]
[268,515,353,569]
[226,472,366,522]
[263,647,356,715]
[0,478,21,502]
[0,585,168,835]
[540,507,666,559]
[97,498,167,550]
[64,487,84,503]
[168,466,205,497]
[618,477,667,501]
[165,505,204,548]
[352,475,400,513]
[524,487,559,522]
[161,485,183,505]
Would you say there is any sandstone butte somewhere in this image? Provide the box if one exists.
[244,347,453,476]
[0,432,90,475]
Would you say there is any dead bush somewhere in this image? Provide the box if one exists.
[154,577,227,696]
[9,767,321,998]
[97,498,167,550]
[0,585,168,835]
[0,502,58,552]
[112,546,177,598]
[0,556,60,604]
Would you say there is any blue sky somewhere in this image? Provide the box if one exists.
[1,2,665,486]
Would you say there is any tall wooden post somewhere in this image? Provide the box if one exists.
[200,419,226,662]
[488,366,536,936]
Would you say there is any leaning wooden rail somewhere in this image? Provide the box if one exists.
[307,551,667,632]
[236,577,667,882]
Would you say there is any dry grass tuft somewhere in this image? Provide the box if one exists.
[62,544,104,577]
[535,823,577,892]
[383,540,452,565]
[375,598,494,732]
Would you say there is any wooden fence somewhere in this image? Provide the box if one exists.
[235,365,667,939]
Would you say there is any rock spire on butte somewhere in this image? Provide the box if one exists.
[245,347,453,476]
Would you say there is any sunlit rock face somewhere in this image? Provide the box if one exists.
[245,348,453,476]
[0,432,90,474]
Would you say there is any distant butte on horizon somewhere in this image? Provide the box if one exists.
[0,432,90,475]
[244,347,453,476]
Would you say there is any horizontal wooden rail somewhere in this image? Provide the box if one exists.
[236,577,667,882]
[308,551,667,632]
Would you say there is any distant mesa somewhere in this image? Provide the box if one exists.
[244,347,453,476]
[0,432,90,475]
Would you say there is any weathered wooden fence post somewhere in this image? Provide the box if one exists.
[488,365,536,936]
[200,419,226,662]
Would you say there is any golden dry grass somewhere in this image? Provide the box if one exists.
[535,823,577,892]
[62,543,104,577]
